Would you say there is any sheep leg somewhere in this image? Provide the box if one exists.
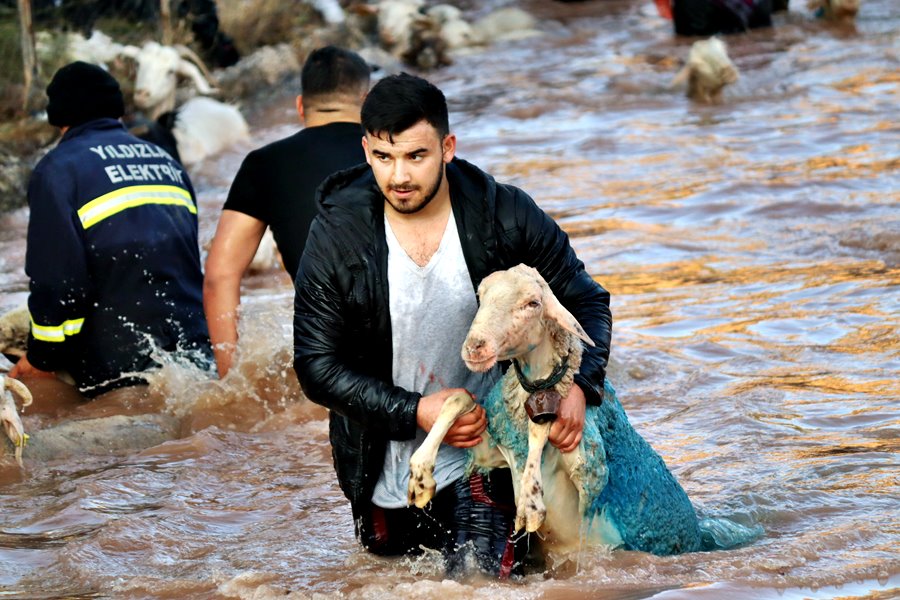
[0,376,29,467]
[408,391,476,509]
[515,420,551,533]
[560,446,590,517]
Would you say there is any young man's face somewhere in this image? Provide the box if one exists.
[363,120,456,215]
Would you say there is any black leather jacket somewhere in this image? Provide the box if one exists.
[293,158,612,517]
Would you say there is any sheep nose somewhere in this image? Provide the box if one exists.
[463,336,490,361]
[465,337,485,353]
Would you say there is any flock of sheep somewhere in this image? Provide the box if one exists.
[33,0,545,167]
[29,0,863,168]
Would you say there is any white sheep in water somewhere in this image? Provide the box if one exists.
[0,375,32,467]
[672,37,739,104]
[0,304,28,360]
[161,95,250,167]
[118,41,250,166]
[353,1,540,69]
[428,5,541,50]
[41,33,250,166]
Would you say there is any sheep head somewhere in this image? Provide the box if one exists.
[462,264,593,373]
[403,15,451,69]
[674,37,739,104]
[376,0,426,51]
[427,4,480,50]
[120,41,218,119]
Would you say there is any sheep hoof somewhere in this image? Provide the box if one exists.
[514,512,526,533]
[516,486,546,533]
[407,460,437,508]
[526,503,547,533]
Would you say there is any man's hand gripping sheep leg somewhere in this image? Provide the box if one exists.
[408,390,480,508]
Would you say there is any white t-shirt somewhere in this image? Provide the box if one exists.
[371,209,501,509]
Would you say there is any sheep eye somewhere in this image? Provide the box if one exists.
[523,299,541,310]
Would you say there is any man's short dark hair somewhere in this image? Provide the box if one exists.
[361,73,450,141]
[301,46,371,100]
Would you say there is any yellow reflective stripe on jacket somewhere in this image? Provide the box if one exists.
[30,316,85,343]
[77,185,196,229]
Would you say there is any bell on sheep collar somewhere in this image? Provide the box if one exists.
[513,356,570,424]
[525,388,561,424]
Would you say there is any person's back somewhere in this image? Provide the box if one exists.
[16,61,210,397]
[204,46,371,377]
[223,120,365,278]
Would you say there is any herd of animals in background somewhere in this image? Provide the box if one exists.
[120,40,250,166]
[29,0,865,169]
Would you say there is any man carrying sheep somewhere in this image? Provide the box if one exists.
[204,46,370,377]
[293,73,613,578]
[9,62,212,398]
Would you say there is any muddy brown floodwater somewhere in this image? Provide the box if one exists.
[0,0,897,598]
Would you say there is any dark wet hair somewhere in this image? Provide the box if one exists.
[301,46,371,99]
[361,73,449,141]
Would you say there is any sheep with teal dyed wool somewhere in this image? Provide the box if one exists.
[409,264,761,557]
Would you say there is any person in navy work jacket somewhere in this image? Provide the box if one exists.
[9,61,212,398]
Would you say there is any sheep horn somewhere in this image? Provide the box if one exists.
[3,376,33,409]
[174,44,218,86]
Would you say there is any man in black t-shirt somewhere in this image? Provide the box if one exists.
[203,46,370,377]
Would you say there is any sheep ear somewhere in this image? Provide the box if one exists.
[1,376,32,408]
[531,271,595,347]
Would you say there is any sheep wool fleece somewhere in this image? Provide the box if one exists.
[25,118,211,397]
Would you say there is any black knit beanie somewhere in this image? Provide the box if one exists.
[46,61,125,128]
